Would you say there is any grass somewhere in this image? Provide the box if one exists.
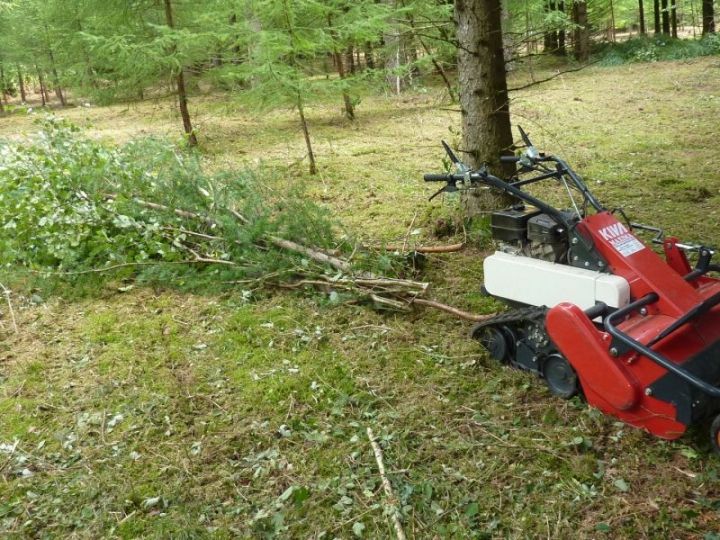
[2,56,720,538]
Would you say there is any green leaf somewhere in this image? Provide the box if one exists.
[613,479,629,492]
[595,523,611,533]
[465,502,479,518]
[352,521,365,537]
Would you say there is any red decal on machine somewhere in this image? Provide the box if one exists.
[599,223,646,257]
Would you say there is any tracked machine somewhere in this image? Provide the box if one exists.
[424,129,720,451]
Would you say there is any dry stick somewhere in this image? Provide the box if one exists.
[401,211,418,254]
[411,298,495,322]
[0,282,18,334]
[267,236,353,274]
[30,260,203,276]
[381,242,466,254]
[228,208,359,275]
[134,198,217,226]
[366,427,407,540]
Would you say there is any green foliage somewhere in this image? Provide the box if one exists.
[0,117,350,290]
[597,34,720,66]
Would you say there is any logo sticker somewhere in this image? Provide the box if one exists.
[599,223,645,257]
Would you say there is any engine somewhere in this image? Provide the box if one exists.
[490,204,579,264]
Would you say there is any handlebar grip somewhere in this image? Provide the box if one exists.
[424,173,451,182]
[500,155,520,163]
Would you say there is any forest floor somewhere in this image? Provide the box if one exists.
[1,57,720,538]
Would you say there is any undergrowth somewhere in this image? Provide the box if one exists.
[597,34,720,65]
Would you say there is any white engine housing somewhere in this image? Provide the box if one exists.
[483,251,630,310]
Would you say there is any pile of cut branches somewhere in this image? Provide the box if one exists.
[0,118,487,320]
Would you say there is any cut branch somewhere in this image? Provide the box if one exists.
[367,427,407,540]
[411,298,495,322]
[382,243,466,254]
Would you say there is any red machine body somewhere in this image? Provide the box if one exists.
[424,130,720,449]
[546,212,720,439]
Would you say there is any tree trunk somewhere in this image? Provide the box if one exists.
[702,0,715,34]
[662,0,671,33]
[17,65,26,102]
[544,1,559,52]
[639,0,647,34]
[336,49,355,120]
[47,52,66,106]
[557,1,567,55]
[328,15,355,121]
[609,0,617,41]
[0,64,7,107]
[0,65,4,112]
[163,0,198,147]
[346,46,356,75]
[297,93,317,175]
[573,2,590,61]
[385,1,405,95]
[455,0,516,215]
[365,42,376,69]
[37,67,48,106]
[670,0,678,36]
[654,0,662,32]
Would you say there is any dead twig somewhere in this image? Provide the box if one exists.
[134,198,217,226]
[411,298,495,322]
[0,440,19,475]
[267,236,353,274]
[402,211,418,254]
[0,282,18,334]
[381,242,466,254]
[367,427,407,540]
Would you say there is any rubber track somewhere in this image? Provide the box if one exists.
[470,305,548,339]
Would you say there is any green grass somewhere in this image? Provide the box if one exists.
[2,57,720,538]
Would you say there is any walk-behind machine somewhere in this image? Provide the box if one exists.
[424,129,720,451]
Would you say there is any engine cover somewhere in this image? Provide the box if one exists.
[483,251,630,310]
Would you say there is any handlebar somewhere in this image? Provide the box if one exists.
[424,173,454,182]
[499,156,520,163]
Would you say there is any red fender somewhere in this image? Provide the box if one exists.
[546,302,639,411]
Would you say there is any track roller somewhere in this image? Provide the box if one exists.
[542,353,579,399]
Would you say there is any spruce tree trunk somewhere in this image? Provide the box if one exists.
[557,1,566,55]
[702,0,715,34]
[671,0,678,36]
[455,0,515,214]
[365,43,375,69]
[654,0,662,32]
[385,0,405,95]
[662,0,671,33]
[335,50,355,120]
[47,52,65,106]
[37,67,48,106]
[639,0,647,34]
[17,65,26,103]
[0,64,7,107]
[296,94,317,175]
[573,2,590,61]
[346,46,356,75]
[544,1,559,52]
[163,0,197,146]
[328,15,355,121]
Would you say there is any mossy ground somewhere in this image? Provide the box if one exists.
[1,57,720,538]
